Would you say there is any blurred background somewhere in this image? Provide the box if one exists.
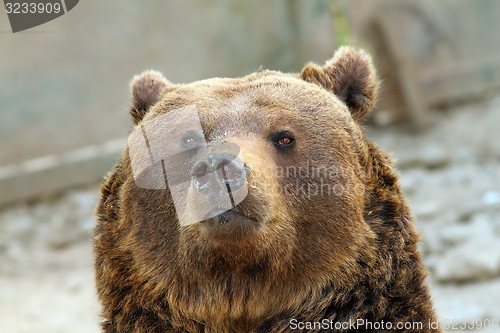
[1,0,499,332]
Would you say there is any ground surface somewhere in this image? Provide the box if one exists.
[1,95,499,333]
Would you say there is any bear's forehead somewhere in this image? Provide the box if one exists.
[146,72,352,138]
[162,72,344,113]
[186,72,335,104]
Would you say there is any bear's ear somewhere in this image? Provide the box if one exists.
[129,70,173,125]
[301,46,379,122]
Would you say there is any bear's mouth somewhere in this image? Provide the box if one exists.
[202,204,257,223]
[217,209,257,224]
[201,209,260,241]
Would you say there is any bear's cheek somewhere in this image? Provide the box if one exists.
[267,154,373,268]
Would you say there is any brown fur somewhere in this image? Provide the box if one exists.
[129,70,174,125]
[94,47,442,332]
[301,46,379,122]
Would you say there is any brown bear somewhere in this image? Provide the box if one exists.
[94,46,442,333]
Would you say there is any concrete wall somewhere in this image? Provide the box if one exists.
[348,0,500,127]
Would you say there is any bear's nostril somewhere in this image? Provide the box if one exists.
[219,163,236,183]
[191,162,209,178]
[221,164,232,179]
[191,162,211,188]
[218,161,245,186]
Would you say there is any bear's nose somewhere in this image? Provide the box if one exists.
[191,153,246,196]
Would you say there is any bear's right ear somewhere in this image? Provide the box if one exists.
[129,70,173,125]
[301,46,379,122]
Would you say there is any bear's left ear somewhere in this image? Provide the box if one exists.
[301,46,379,122]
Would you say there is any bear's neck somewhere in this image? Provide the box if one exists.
[163,246,434,332]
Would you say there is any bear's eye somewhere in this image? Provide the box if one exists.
[277,137,294,146]
[270,130,295,150]
[183,137,198,146]
[181,132,203,147]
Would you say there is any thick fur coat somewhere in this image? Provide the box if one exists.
[94,47,441,332]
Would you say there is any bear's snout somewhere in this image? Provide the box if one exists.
[181,141,250,225]
[191,152,246,196]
